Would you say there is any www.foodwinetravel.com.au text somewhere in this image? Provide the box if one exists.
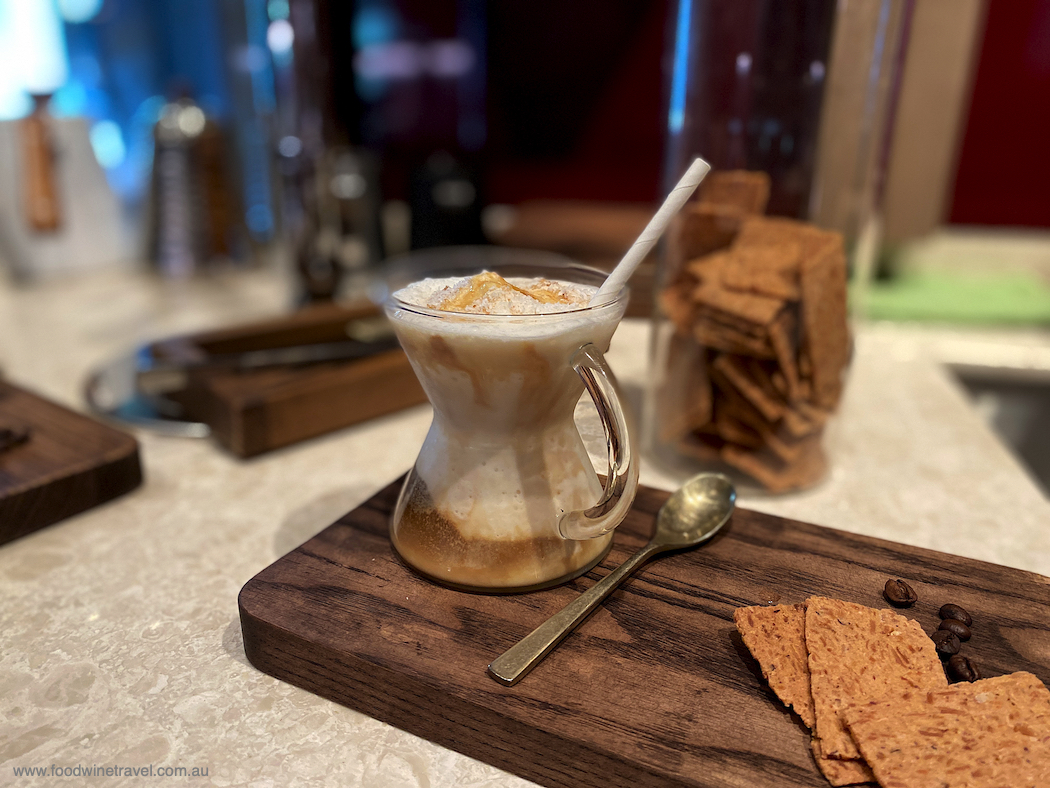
[11,763,209,779]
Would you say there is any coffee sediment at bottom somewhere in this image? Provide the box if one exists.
[392,471,610,590]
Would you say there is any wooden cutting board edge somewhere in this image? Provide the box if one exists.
[239,597,660,788]
[0,383,143,546]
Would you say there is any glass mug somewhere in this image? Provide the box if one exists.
[382,248,639,592]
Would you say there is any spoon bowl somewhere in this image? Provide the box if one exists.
[488,473,736,686]
[653,472,736,548]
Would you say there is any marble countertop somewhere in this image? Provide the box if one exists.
[2,267,1049,787]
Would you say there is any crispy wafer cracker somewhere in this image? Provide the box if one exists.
[809,739,876,786]
[733,604,816,728]
[806,597,947,761]
[844,672,1050,788]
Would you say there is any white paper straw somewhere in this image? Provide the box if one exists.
[589,157,711,305]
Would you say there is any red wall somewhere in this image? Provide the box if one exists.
[950,0,1050,228]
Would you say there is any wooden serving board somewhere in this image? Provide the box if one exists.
[154,302,427,457]
[0,381,142,546]
[239,479,1050,788]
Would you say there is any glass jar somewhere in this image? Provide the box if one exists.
[645,0,912,492]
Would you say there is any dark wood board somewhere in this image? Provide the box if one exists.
[239,478,1050,788]
[152,302,427,457]
[0,381,142,546]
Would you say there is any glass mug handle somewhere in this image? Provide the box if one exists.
[559,343,640,540]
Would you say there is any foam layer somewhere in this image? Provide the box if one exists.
[395,272,597,315]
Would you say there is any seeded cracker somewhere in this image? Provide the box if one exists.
[809,739,876,787]
[806,597,947,761]
[733,604,816,728]
[735,604,873,785]
[843,672,1050,788]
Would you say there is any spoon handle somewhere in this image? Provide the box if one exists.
[487,542,664,686]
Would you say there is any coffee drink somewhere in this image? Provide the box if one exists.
[386,270,630,590]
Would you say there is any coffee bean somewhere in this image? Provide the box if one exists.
[930,629,961,657]
[883,579,918,607]
[946,654,981,683]
[938,604,972,627]
[938,619,971,641]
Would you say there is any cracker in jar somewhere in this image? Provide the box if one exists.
[658,277,698,336]
[713,408,764,449]
[799,234,849,410]
[768,308,801,403]
[693,316,776,359]
[708,365,795,452]
[685,249,732,285]
[656,333,713,442]
[698,169,771,215]
[693,278,784,329]
[722,437,827,493]
[678,202,746,259]
[780,404,827,439]
[746,359,791,411]
[721,243,803,301]
[712,353,786,423]
[676,431,724,463]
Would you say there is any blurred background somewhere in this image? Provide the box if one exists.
[0,0,1047,298]
[1,0,1049,485]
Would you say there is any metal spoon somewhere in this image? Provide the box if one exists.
[487,473,736,686]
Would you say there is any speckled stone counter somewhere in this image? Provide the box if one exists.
[1,268,1049,787]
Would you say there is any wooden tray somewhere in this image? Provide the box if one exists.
[238,479,1050,788]
[0,381,142,546]
[152,302,427,457]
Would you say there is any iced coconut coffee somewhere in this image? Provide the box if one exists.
[386,265,636,591]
